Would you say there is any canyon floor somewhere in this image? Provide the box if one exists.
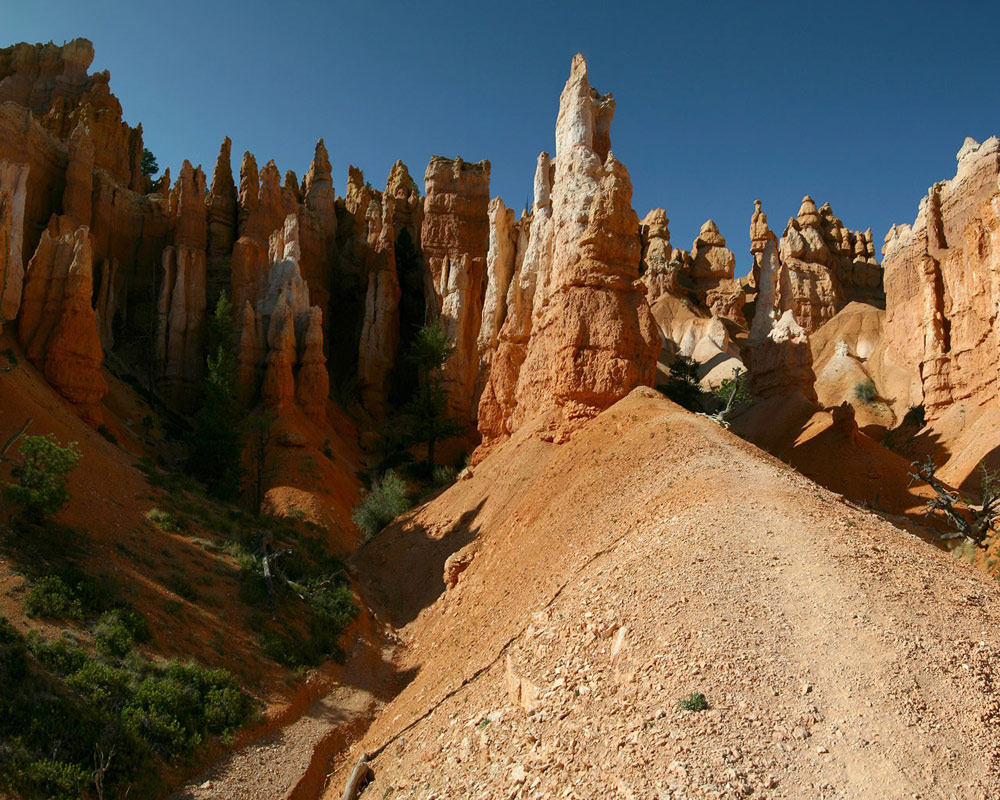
[168,388,1000,800]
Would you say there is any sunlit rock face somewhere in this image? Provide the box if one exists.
[880,136,1000,419]
[478,54,659,448]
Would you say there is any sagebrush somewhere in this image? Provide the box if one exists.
[352,470,411,539]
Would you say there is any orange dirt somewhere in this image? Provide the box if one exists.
[318,387,1000,799]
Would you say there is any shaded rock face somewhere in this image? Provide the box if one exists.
[154,161,208,411]
[0,160,29,324]
[0,104,69,267]
[745,202,817,401]
[17,218,107,421]
[881,136,1000,419]
[298,139,338,341]
[478,54,659,446]
[0,41,172,386]
[237,214,328,421]
[206,137,237,304]
[421,156,491,425]
[341,161,429,417]
[357,194,400,415]
[776,195,882,334]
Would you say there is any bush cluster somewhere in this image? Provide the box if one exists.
[352,470,411,540]
[0,615,255,800]
[236,518,357,668]
[24,564,118,621]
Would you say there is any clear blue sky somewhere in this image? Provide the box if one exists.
[5,0,999,275]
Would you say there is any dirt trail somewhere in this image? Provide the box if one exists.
[172,387,1000,799]
[323,387,1000,799]
[169,614,405,800]
[170,686,375,800]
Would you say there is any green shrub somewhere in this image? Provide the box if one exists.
[146,507,184,534]
[433,464,457,487]
[352,470,411,539]
[0,625,253,794]
[204,685,253,733]
[168,574,197,601]
[94,611,136,658]
[25,575,83,619]
[25,631,87,676]
[306,579,356,631]
[0,616,28,683]
[3,434,81,520]
[57,563,117,614]
[24,566,137,627]
[854,378,877,405]
[67,659,130,706]
[17,759,88,800]
[677,691,709,712]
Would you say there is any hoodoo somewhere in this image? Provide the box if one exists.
[478,54,660,447]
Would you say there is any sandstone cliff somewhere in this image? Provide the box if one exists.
[235,213,329,421]
[155,160,208,411]
[777,195,882,334]
[0,39,143,190]
[17,217,107,421]
[879,137,1000,422]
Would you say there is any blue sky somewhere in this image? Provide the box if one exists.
[5,0,999,275]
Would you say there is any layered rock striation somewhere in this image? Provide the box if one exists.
[478,54,659,445]
[421,156,491,426]
[880,136,1000,419]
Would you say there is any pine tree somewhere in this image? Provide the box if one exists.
[140,147,159,178]
[186,293,244,499]
[402,320,462,469]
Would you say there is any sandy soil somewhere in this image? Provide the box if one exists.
[319,387,1000,799]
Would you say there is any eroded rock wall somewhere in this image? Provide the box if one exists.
[880,137,1000,419]
[17,217,107,421]
[777,195,882,334]
[745,201,818,401]
[422,155,491,425]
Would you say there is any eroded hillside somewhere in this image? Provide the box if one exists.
[335,389,1000,799]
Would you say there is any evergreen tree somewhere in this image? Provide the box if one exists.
[402,319,461,469]
[186,293,244,499]
[3,434,81,521]
[140,147,159,178]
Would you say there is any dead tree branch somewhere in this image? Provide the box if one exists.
[908,456,1000,546]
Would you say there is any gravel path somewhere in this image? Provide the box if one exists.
[331,388,1000,799]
